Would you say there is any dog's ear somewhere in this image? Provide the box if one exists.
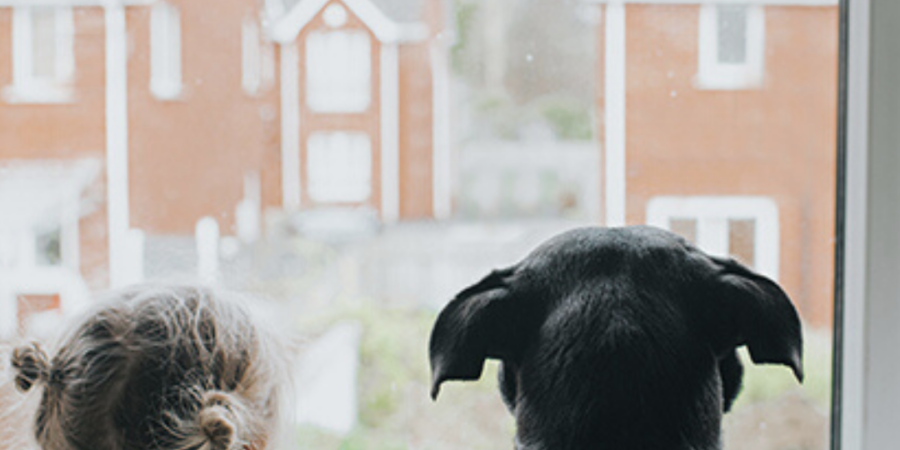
[429,266,535,400]
[708,257,804,383]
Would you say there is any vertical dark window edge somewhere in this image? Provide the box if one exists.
[830,0,850,449]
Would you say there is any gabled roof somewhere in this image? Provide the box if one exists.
[278,0,428,23]
[269,0,429,44]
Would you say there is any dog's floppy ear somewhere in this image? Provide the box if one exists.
[709,257,804,383]
[429,266,534,400]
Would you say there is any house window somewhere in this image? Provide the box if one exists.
[306,30,371,112]
[6,6,74,103]
[150,2,182,100]
[35,227,62,267]
[696,4,765,90]
[646,196,779,279]
[307,132,372,203]
[242,17,275,95]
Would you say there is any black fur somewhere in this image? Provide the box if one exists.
[429,226,803,450]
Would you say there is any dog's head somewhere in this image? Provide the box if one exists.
[429,226,803,450]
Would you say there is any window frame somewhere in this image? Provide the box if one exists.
[150,1,183,100]
[306,131,373,204]
[696,3,766,90]
[5,5,75,104]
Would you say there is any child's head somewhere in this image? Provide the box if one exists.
[7,285,288,450]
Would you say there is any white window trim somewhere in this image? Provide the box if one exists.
[841,0,900,448]
[242,17,274,96]
[0,200,86,338]
[242,17,261,95]
[280,42,302,210]
[646,196,779,280]
[305,29,372,113]
[583,0,835,4]
[150,1,183,100]
[4,6,75,104]
[0,264,90,339]
[307,132,373,204]
[695,4,766,90]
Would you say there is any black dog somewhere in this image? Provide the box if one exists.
[429,226,803,450]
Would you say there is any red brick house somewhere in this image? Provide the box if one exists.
[589,0,839,327]
[0,0,450,338]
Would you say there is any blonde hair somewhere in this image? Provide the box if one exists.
[6,285,288,450]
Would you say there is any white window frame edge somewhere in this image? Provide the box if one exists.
[242,17,262,95]
[150,1,183,100]
[646,196,779,280]
[696,4,766,91]
[5,5,76,104]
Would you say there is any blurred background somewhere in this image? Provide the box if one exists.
[0,0,837,449]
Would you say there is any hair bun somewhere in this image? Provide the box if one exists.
[10,342,51,393]
[199,391,243,450]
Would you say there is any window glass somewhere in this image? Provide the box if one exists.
[306,30,371,112]
[307,132,372,203]
[0,1,839,449]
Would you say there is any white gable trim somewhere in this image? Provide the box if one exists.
[269,0,428,44]
[0,0,152,5]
